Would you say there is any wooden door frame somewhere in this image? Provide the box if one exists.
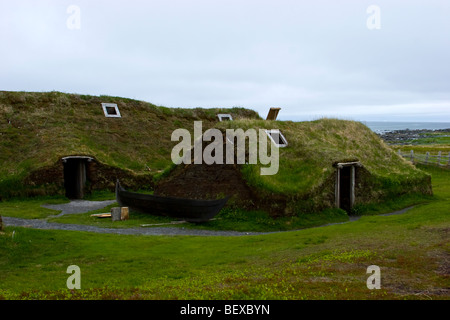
[335,161,361,210]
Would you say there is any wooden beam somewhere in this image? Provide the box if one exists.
[141,221,188,227]
[335,161,362,168]
[335,168,340,208]
[90,213,111,218]
[350,165,355,208]
[266,107,281,120]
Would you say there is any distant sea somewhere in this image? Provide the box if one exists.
[362,122,450,134]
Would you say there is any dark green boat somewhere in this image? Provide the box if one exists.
[115,180,229,223]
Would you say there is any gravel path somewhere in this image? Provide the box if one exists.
[3,199,265,236]
[41,200,117,217]
[1,200,416,237]
[2,216,264,236]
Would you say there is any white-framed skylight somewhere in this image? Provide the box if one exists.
[217,114,233,121]
[101,103,121,118]
[265,129,288,147]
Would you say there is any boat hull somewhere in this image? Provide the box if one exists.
[115,180,229,222]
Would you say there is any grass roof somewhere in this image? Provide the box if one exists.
[216,118,428,196]
[0,91,259,196]
[0,91,429,201]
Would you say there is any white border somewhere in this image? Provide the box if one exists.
[265,129,288,147]
[101,103,121,118]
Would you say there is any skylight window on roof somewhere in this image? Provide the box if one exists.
[217,114,233,121]
[265,129,288,147]
[102,103,121,118]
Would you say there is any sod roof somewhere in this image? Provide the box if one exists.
[0,90,430,200]
[215,118,428,196]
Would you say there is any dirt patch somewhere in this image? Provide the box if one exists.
[155,163,259,210]
[435,252,450,277]
[387,284,449,299]
[382,245,450,299]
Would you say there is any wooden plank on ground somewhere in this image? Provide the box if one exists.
[141,221,188,227]
[90,213,112,218]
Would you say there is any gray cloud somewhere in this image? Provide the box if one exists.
[1,0,449,121]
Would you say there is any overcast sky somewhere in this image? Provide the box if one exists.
[1,0,449,122]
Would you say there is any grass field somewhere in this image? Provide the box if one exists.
[400,131,450,146]
[388,131,450,168]
[0,187,431,233]
[0,165,448,300]
[389,129,450,155]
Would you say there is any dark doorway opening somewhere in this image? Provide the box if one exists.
[339,166,352,212]
[63,157,92,199]
[335,162,359,214]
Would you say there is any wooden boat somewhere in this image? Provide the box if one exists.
[115,180,229,222]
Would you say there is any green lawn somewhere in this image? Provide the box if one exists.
[0,191,430,233]
[0,165,449,300]
[0,197,69,219]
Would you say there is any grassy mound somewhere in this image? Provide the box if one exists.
[0,91,259,197]
[215,118,432,213]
